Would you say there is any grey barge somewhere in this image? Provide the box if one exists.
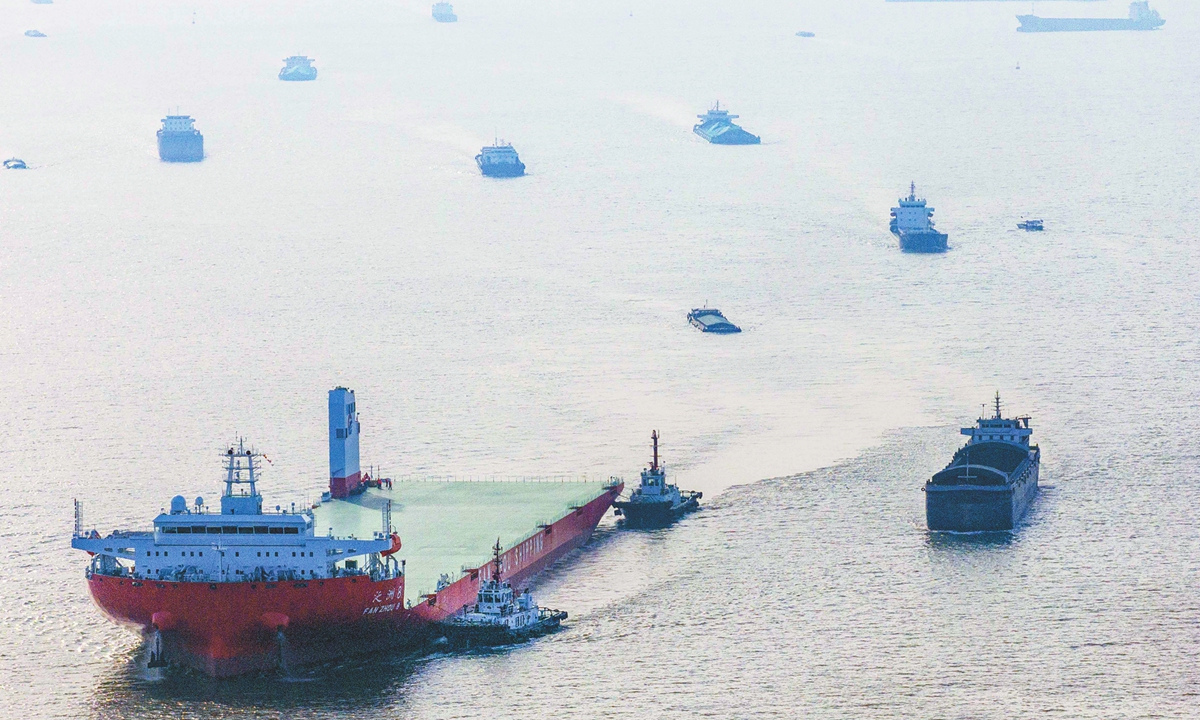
[925,393,1040,532]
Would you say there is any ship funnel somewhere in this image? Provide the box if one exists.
[329,387,361,498]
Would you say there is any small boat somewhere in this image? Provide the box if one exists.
[3,158,28,170]
[1017,219,1044,231]
[279,56,317,82]
[435,541,566,648]
[25,30,47,37]
[687,307,741,334]
[613,431,701,528]
[31,0,54,4]
[693,102,761,145]
[476,141,525,177]
[432,2,458,22]
[796,31,815,38]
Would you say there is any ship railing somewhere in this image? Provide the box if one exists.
[393,473,609,484]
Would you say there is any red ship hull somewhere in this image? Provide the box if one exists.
[84,484,621,676]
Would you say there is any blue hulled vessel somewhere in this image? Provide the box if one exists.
[693,102,760,145]
[476,141,525,177]
[925,394,1040,532]
[279,56,317,81]
[687,307,741,334]
[891,182,947,252]
[157,115,204,162]
[1017,2,1164,32]
[433,2,458,22]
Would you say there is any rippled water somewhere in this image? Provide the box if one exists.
[2,0,1198,717]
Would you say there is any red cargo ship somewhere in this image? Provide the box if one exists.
[71,388,621,676]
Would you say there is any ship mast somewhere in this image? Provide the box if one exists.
[994,391,1003,419]
[224,439,259,498]
[491,538,503,582]
[651,430,659,473]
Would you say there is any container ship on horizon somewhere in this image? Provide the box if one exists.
[71,387,622,677]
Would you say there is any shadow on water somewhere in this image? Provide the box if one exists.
[90,644,427,719]
[924,529,1015,551]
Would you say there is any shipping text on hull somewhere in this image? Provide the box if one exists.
[71,388,622,677]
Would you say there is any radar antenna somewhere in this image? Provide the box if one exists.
[994,391,1003,419]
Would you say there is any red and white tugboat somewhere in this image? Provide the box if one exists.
[436,540,567,648]
[71,439,406,676]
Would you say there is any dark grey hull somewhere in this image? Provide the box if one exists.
[613,494,701,528]
[893,228,948,253]
[926,461,1039,532]
[436,612,565,648]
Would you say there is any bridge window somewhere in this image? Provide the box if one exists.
[238,527,254,535]
[284,527,299,535]
[176,527,191,534]
[254,526,269,534]
[207,527,221,534]
[222,527,237,534]
[270,527,284,535]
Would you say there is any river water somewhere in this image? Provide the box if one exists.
[1,0,1197,717]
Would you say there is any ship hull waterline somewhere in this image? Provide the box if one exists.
[84,484,620,677]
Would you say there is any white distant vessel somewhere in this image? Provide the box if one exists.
[890,182,948,253]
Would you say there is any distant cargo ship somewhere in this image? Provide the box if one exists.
[4,158,28,170]
[890,182,948,253]
[1017,1,1164,32]
[157,115,204,162]
[693,102,760,145]
[71,387,621,676]
[433,2,457,22]
[25,30,47,37]
[687,307,741,334]
[1017,219,1044,231]
[476,141,525,177]
[279,56,317,81]
[925,393,1040,532]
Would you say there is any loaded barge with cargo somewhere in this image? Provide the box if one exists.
[71,387,622,676]
[924,393,1040,532]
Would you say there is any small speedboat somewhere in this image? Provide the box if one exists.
[4,158,28,170]
[25,30,47,37]
[1017,219,1044,231]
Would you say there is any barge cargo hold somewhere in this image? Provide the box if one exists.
[72,387,621,677]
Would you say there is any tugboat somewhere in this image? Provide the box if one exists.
[1017,219,1044,232]
[924,393,1040,532]
[279,56,317,81]
[693,102,761,145]
[890,182,948,253]
[157,115,204,162]
[687,307,741,334]
[432,2,458,22]
[475,141,525,177]
[613,431,702,528]
[1017,2,1164,32]
[4,158,28,170]
[436,541,566,648]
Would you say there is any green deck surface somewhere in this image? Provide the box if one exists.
[311,480,608,597]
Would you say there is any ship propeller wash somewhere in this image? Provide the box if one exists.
[71,387,622,676]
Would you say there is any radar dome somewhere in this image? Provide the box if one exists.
[195,496,205,510]
[170,495,187,514]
